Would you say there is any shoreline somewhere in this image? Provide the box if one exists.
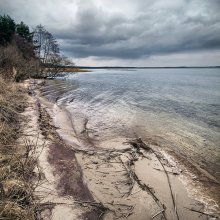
[23,79,220,219]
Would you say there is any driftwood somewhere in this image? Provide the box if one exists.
[153,167,179,175]
[129,138,181,220]
[152,209,165,219]
[184,207,220,219]
[155,152,180,220]
[118,151,168,220]
[132,169,167,220]
[118,156,135,196]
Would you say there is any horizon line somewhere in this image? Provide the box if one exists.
[77,65,220,69]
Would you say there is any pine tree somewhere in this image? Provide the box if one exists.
[0,15,16,45]
[16,21,32,42]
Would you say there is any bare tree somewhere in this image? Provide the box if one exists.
[33,25,45,60]
[60,55,73,66]
[32,25,75,78]
[33,25,60,64]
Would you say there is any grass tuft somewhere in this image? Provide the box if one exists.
[0,77,38,219]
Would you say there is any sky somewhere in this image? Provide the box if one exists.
[1,0,220,67]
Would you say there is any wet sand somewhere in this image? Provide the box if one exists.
[22,79,220,219]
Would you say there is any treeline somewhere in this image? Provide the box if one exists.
[0,15,73,81]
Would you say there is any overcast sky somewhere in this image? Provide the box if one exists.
[1,0,220,66]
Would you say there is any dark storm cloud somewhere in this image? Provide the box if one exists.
[1,0,220,60]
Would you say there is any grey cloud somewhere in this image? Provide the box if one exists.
[1,0,220,61]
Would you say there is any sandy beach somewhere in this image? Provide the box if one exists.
[1,2,220,219]
[21,79,220,220]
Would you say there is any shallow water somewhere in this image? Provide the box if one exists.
[41,68,220,181]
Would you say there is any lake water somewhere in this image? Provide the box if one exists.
[41,68,220,181]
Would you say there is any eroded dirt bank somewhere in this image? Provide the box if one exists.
[23,79,220,220]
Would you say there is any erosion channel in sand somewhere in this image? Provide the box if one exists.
[24,79,220,220]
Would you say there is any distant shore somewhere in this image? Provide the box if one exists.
[64,67,91,72]
[77,66,220,69]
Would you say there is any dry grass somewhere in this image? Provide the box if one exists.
[0,45,40,82]
[0,77,38,219]
[0,78,26,145]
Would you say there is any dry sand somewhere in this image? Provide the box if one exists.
[21,79,220,220]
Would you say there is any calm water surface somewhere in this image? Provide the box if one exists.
[41,68,220,180]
